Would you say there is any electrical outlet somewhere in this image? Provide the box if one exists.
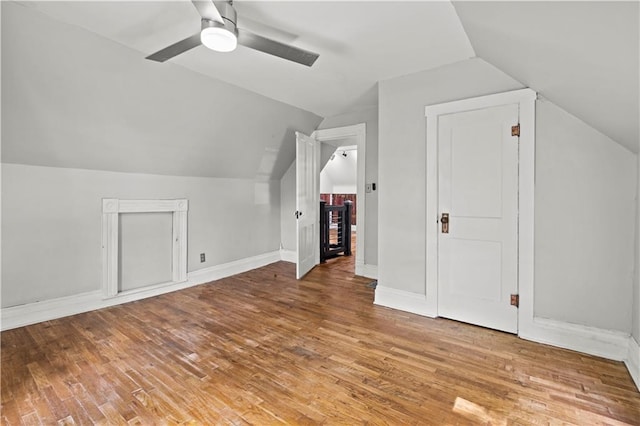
[200,253,206,263]
[365,183,372,193]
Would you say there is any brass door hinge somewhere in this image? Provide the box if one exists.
[511,124,520,137]
[510,294,519,307]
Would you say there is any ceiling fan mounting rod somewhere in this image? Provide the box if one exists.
[201,17,236,36]
[215,1,237,27]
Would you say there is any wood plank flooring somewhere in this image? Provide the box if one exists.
[2,257,639,424]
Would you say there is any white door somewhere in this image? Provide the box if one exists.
[296,131,319,279]
[438,104,519,333]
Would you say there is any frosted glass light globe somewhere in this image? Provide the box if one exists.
[201,26,237,53]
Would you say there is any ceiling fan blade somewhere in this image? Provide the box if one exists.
[191,0,224,23]
[237,29,319,67]
[146,33,202,62]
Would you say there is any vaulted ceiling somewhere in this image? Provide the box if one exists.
[453,1,639,153]
[2,1,638,180]
[9,1,474,117]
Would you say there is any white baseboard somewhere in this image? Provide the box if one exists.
[625,336,640,391]
[373,289,638,389]
[356,262,378,279]
[279,249,296,263]
[519,317,630,362]
[188,251,281,285]
[374,286,435,318]
[1,251,281,331]
[1,290,104,332]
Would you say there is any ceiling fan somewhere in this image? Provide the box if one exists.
[146,0,319,67]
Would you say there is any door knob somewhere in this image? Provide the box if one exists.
[441,213,449,233]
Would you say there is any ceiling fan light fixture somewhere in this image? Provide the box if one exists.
[201,21,237,53]
[146,3,319,66]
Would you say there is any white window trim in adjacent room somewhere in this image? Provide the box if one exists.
[102,198,188,298]
[424,88,536,332]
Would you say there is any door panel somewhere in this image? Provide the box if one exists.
[451,123,503,218]
[449,239,502,301]
[296,132,319,279]
[438,104,519,333]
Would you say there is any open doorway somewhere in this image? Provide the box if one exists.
[319,144,357,272]
[305,123,366,277]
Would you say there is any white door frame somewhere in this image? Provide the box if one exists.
[311,123,366,275]
[424,88,536,335]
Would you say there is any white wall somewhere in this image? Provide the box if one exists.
[318,107,378,265]
[280,106,379,265]
[378,58,523,294]
[635,153,640,341]
[1,164,281,308]
[1,2,316,311]
[280,162,297,253]
[119,213,173,291]
[378,57,637,334]
[320,149,357,194]
[319,168,334,195]
[534,100,636,332]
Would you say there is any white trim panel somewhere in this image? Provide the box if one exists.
[1,251,281,331]
[1,290,104,332]
[374,286,436,318]
[102,198,188,298]
[356,262,378,279]
[519,317,630,361]
[515,93,537,340]
[117,199,188,213]
[625,336,640,391]
[424,88,538,117]
[279,249,297,263]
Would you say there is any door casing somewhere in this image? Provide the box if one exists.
[424,89,536,336]
[311,123,367,275]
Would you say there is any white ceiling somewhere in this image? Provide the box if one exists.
[3,1,323,179]
[454,1,639,153]
[4,1,638,179]
[18,1,475,118]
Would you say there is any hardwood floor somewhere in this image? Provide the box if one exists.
[2,258,639,425]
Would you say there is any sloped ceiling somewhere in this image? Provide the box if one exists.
[12,1,474,117]
[2,1,475,179]
[2,1,322,179]
[3,1,637,180]
[322,146,358,190]
[454,1,639,153]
